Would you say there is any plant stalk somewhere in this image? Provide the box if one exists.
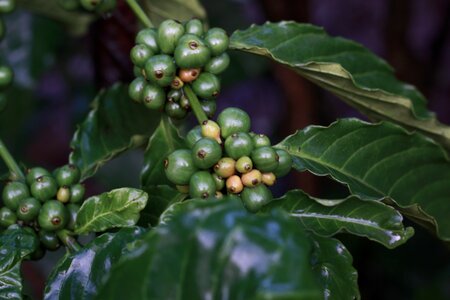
[0,138,25,181]
[57,230,82,253]
[183,85,208,124]
[125,0,154,28]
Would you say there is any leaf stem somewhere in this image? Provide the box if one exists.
[57,230,82,253]
[0,138,25,181]
[183,85,208,124]
[125,0,154,28]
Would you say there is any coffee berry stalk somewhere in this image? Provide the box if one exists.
[164,107,293,212]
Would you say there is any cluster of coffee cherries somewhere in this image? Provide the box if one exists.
[129,19,229,120]
[58,0,116,14]
[0,164,85,257]
[0,0,15,113]
[164,107,293,212]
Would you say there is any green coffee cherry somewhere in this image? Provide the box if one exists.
[251,146,279,173]
[144,54,176,87]
[178,68,200,83]
[16,197,41,222]
[70,183,85,203]
[38,200,68,231]
[241,169,262,188]
[273,149,293,177]
[201,120,221,144]
[226,175,243,194]
[189,171,216,199]
[200,98,217,118]
[235,156,253,174]
[136,28,159,53]
[0,65,13,89]
[185,19,204,36]
[170,76,184,90]
[2,181,30,210]
[26,167,51,185]
[179,94,190,110]
[165,100,187,119]
[31,176,58,202]
[174,34,211,68]
[39,230,60,251]
[133,66,144,78]
[204,53,230,75]
[212,173,224,191]
[128,77,146,103]
[214,157,236,178]
[57,186,71,203]
[0,207,16,227]
[261,172,276,186]
[167,89,182,102]
[80,0,100,10]
[186,125,202,148]
[164,149,198,185]
[130,44,153,68]
[205,28,229,56]
[157,19,185,54]
[191,72,220,99]
[55,164,81,187]
[241,184,273,213]
[252,134,271,148]
[224,132,254,159]
[192,138,222,169]
[66,203,80,231]
[217,107,251,138]
[142,84,166,110]
[0,0,16,13]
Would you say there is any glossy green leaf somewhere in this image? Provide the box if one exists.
[0,227,38,300]
[141,0,207,25]
[264,190,414,248]
[310,235,360,300]
[75,188,148,234]
[277,118,450,240]
[139,185,187,226]
[230,21,450,151]
[69,84,160,180]
[96,199,358,300]
[141,116,186,188]
[43,227,147,300]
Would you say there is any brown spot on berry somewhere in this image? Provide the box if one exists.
[164,159,169,169]
[20,206,28,213]
[155,70,164,79]
[197,150,206,159]
[201,192,209,198]
[212,91,219,97]
[51,217,61,226]
[252,179,259,185]
[189,41,198,49]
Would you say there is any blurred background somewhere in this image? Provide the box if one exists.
[0,0,449,299]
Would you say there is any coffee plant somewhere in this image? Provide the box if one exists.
[0,0,449,299]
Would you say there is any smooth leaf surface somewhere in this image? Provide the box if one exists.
[44,227,147,300]
[277,118,450,240]
[230,21,450,150]
[139,185,187,226]
[0,227,38,300]
[75,188,148,234]
[264,190,414,248]
[141,117,186,188]
[141,0,207,25]
[69,84,161,180]
[310,235,359,300]
[96,199,358,300]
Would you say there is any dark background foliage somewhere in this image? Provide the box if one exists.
[0,0,449,299]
